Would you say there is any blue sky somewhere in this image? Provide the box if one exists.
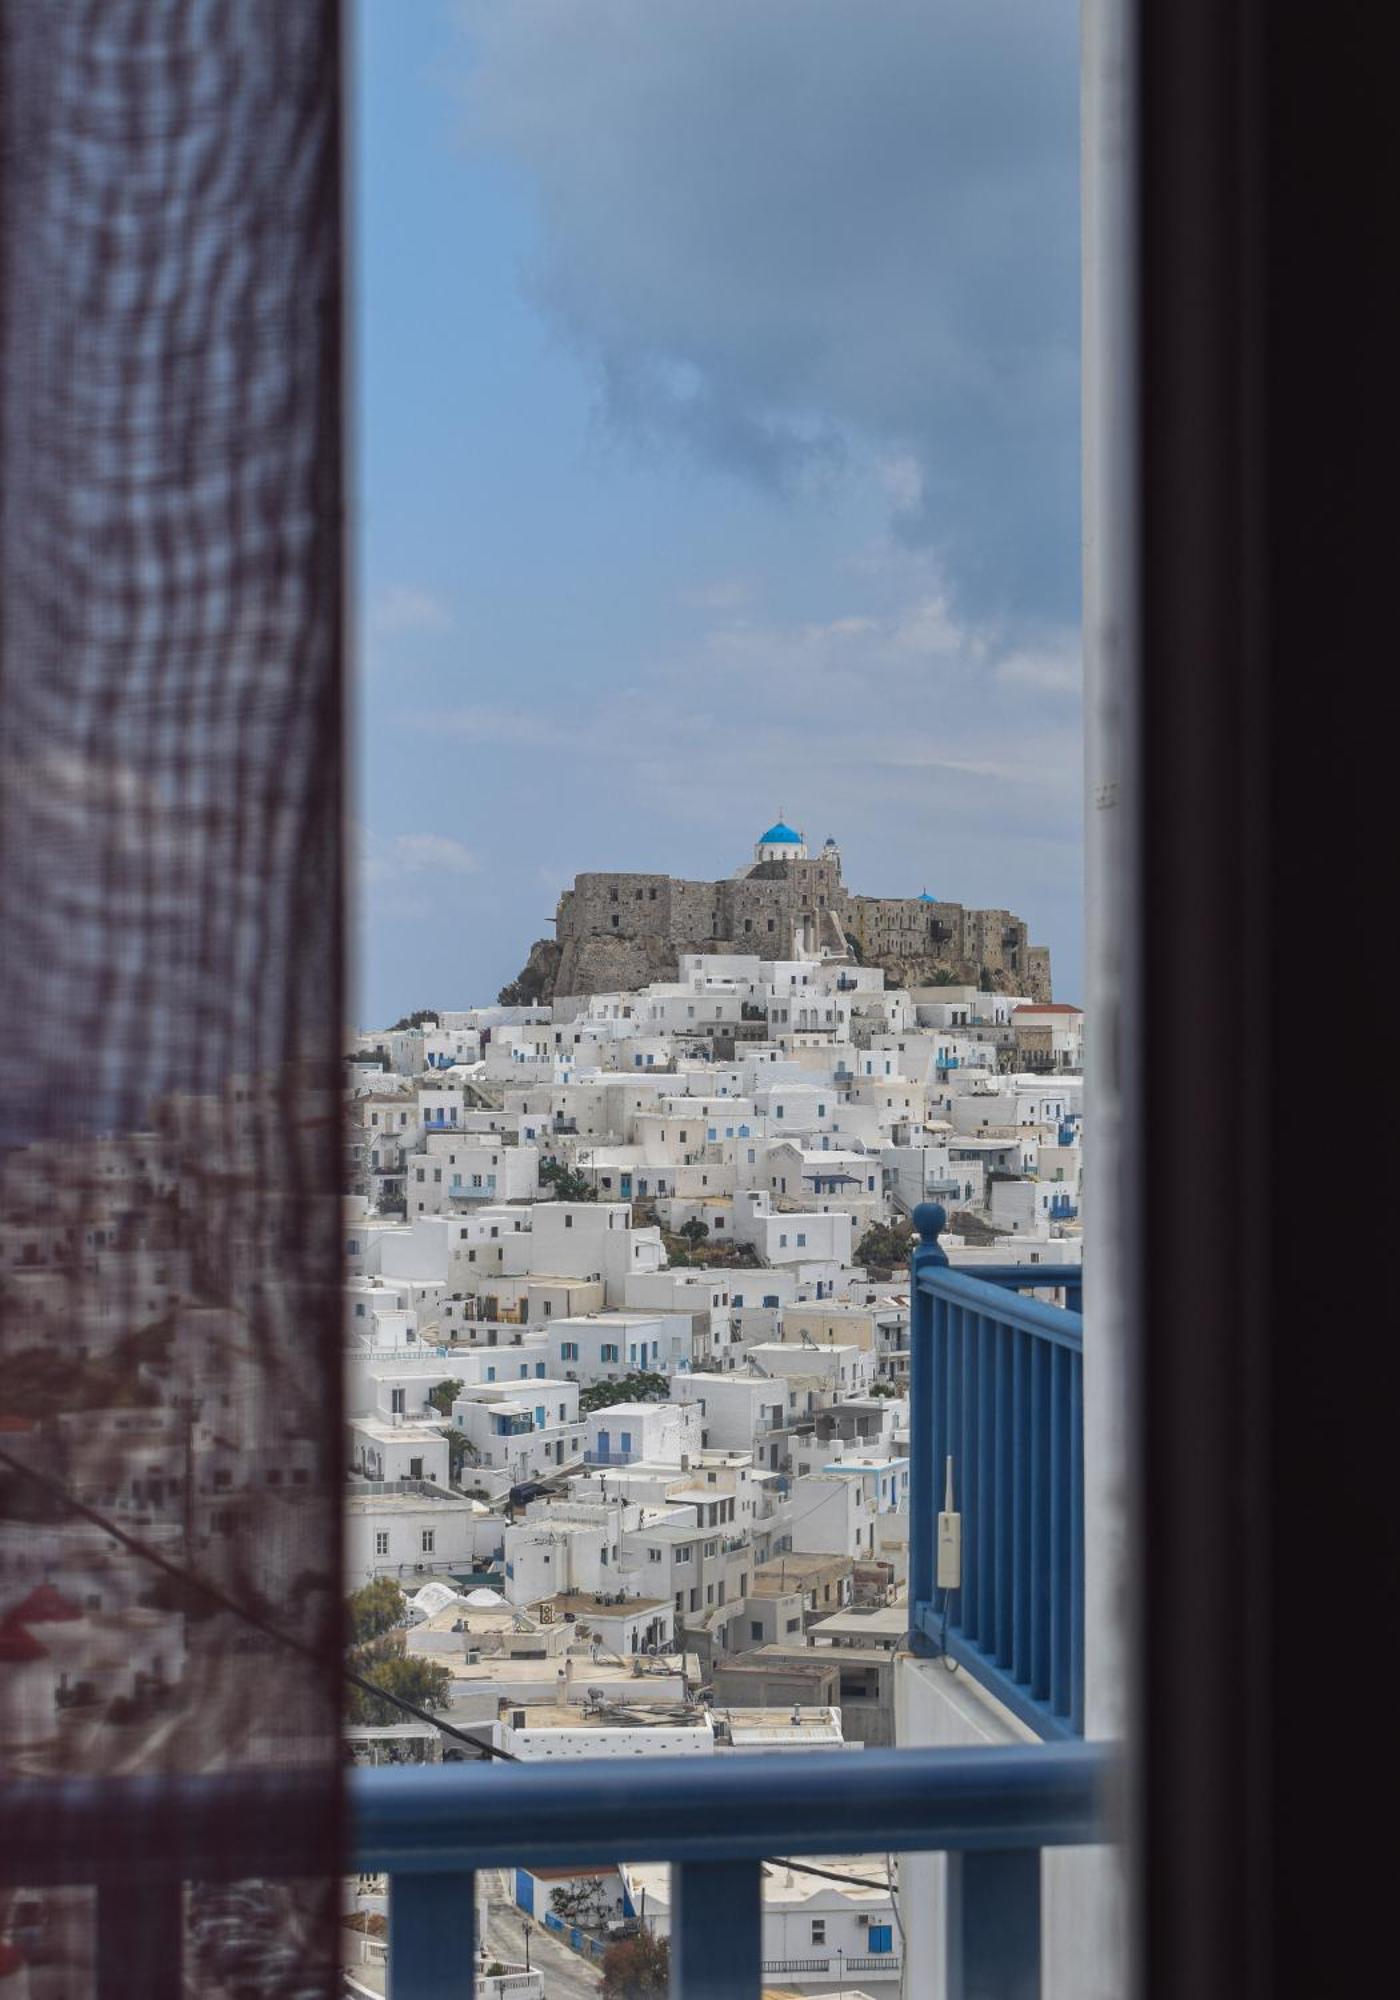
[353,1,1081,1027]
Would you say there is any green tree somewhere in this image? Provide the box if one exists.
[579,1371,670,1415]
[389,1009,440,1031]
[678,1217,710,1247]
[444,1427,476,1484]
[601,1932,670,2000]
[540,1158,596,1203]
[346,1653,453,1726]
[346,1577,406,1648]
[854,1220,915,1270]
[426,1377,463,1418]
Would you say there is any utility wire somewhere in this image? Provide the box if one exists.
[0,1439,515,1760]
[769,1858,890,1889]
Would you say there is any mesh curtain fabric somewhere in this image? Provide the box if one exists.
[0,2,346,1992]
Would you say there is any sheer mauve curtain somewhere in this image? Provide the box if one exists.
[0,2,346,1993]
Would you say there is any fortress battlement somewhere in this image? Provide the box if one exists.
[501,823,1051,1006]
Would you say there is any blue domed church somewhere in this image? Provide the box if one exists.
[753,820,807,864]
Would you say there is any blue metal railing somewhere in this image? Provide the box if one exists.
[908,1203,1085,1738]
[1,1741,1113,2000]
[950,1259,1083,1315]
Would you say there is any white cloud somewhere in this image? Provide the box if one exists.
[994,644,1082,698]
[390,833,480,876]
[455,0,1080,623]
[369,585,454,637]
[359,829,480,889]
[411,575,1082,856]
[878,452,925,513]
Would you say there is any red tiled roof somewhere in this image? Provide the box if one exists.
[1011,1003,1083,1015]
[0,1620,48,1663]
[10,1582,83,1623]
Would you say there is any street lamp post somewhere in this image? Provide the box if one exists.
[522,1918,530,1971]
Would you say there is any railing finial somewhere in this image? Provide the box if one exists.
[912,1201,948,1265]
[913,1200,946,1242]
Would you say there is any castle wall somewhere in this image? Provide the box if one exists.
[724,876,799,954]
[848,897,961,963]
[668,877,724,946]
[562,873,673,943]
[533,855,1052,1003]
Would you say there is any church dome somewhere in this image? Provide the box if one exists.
[759,821,802,847]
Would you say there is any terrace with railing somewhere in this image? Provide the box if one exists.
[5,1744,1112,1999]
[907,1203,1085,1737]
[1,1200,1108,1996]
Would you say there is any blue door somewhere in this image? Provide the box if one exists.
[515,1868,534,1915]
[868,1925,893,1954]
[596,1429,610,1458]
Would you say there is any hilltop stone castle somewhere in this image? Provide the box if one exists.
[501,822,1053,1005]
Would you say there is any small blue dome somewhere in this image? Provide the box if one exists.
[918,889,938,903]
[759,821,802,845]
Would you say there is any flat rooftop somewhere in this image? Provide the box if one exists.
[750,1553,854,1591]
[506,1699,703,1730]
[346,1481,483,1514]
[713,1655,836,1685]
[542,1591,671,1616]
[808,1606,908,1642]
[625,1849,887,1908]
[350,1418,446,1444]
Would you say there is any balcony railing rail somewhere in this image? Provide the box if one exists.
[1,1740,1112,2000]
[953,1259,1082,1314]
[908,1203,1085,1737]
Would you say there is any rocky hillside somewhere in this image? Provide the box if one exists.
[500,936,1034,1007]
[496,937,562,1006]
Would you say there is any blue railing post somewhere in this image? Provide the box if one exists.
[98,1880,182,2000]
[945,1848,1041,2000]
[670,1858,762,1999]
[388,1869,476,2000]
[909,1201,948,1655]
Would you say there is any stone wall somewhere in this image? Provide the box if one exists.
[507,854,1053,1003]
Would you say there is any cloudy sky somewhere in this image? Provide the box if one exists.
[354,0,1081,1027]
